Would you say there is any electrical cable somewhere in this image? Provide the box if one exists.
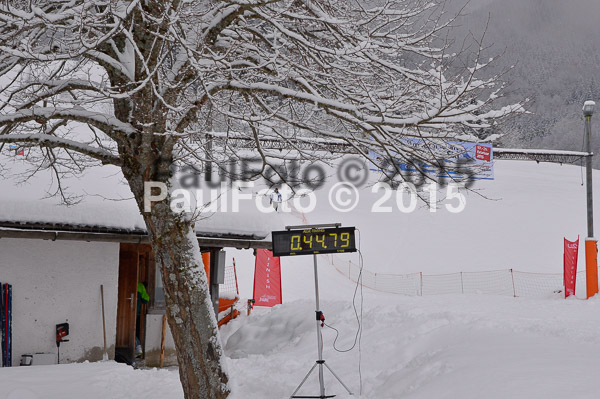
[357,229,364,396]
[322,228,364,395]
[319,328,324,385]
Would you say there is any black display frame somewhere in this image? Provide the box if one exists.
[272,227,357,257]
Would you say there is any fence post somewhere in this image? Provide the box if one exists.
[510,269,516,297]
[460,272,464,294]
[420,272,423,296]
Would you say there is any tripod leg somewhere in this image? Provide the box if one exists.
[290,362,318,399]
[324,362,353,395]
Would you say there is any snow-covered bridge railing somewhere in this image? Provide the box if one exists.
[203,133,355,154]
[493,148,590,165]
[203,133,590,165]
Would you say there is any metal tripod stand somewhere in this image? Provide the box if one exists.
[290,254,353,399]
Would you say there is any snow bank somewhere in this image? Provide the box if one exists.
[225,301,314,359]
[221,292,600,399]
[0,361,183,399]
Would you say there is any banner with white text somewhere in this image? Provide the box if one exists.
[564,236,579,298]
[253,249,282,307]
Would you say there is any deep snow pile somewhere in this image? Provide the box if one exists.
[223,287,600,399]
[0,361,183,399]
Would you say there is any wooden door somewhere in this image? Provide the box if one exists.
[115,243,139,364]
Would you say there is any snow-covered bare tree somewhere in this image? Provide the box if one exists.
[0,0,520,397]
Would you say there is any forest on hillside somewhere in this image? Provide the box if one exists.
[452,0,600,159]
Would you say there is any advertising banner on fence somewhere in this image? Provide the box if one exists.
[253,249,282,307]
[564,236,579,298]
[368,140,494,181]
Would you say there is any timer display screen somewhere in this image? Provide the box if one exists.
[272,227,357,257]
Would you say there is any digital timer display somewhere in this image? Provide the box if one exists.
[272,227,357,257]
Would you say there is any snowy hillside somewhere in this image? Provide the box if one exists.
[232,159,599,299]
[451,0,600,159]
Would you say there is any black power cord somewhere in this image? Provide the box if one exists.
[322,228,364,395]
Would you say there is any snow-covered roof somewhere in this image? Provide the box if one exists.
[0,154,288,244]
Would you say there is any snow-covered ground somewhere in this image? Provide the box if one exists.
[224,291,600,399]
[3,289,600,399]
[2,159,600,398]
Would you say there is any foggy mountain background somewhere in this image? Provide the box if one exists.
[451,0,600,158]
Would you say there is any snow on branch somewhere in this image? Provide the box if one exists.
[0,107,137,136]
[0,0,522,177]
[0,133,120,165]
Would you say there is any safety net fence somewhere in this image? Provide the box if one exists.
[220,263,240,299]
[288,208,593,299]
[325,255,596,299]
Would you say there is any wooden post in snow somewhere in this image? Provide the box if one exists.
[159,314,167,368]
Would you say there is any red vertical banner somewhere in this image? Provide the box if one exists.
[253,249,282,307]
[564,236,579,298]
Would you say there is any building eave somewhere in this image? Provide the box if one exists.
[0,225,272,250]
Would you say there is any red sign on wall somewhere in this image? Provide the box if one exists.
[475,145,491,161]
[253,249,282,307]
[564,236,579,298]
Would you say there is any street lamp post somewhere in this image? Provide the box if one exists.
[583,100,598,298]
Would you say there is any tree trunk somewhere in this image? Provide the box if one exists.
[124,164,230,399]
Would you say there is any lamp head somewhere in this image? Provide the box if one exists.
[583,101,595,117]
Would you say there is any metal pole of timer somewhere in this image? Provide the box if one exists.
[290,253,353,399]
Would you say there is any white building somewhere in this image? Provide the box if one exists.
[0,159,277,367]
